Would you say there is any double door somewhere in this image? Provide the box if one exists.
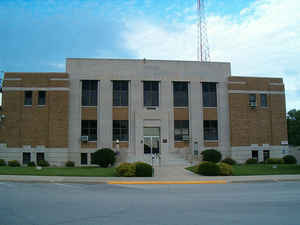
[144,127,160,155]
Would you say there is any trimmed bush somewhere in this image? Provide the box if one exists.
[134,162,152,177]
[222,157,236,165]
[197,161,220,176]
[201,149,222,163]
[27,161,36,167]
[93,148,116,168]
[266,158,284,164]
[218,162,233,176]
[116,163,136,177]
[8,160,20,167]
[283,155,297,164]
[37,160,50,167]
[65,161,75,167]
[245,158,258,164]
[0,159,6,166]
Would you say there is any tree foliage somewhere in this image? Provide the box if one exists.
[287,109,300,146]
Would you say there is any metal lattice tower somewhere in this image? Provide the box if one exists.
[197,0,210,62]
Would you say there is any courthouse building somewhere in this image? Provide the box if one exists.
[0,59,289,166]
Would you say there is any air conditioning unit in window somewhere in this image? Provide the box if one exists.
[249,102,256,108]
[182,135,190,141]
[81,136,89,142]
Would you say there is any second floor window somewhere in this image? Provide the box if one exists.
[24,91,32,106]
[249,94,256,106]
[144,81,159,107]
[173,82,189,107]
[113,81,128,106]
[82,80,98,106]
[81,120,97,141]
[260,94,267,107]
[203,82,217,107]
[38,91,46,105]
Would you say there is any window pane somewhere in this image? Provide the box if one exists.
[144,81,159,107]
[24,91,32,105]
[202,83,217,107]
[260,94,267,107]
[38,91,46,105]
[113,81,128,106]
[174,82,188,107]
[82,80,98,106]
[204,120,218,140]
[36,153,45,162]
[81,120,97,140]
[23,152,31,164]
[249,94,256,104]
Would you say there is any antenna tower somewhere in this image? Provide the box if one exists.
[197,0,210,62]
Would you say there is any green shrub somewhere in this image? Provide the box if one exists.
[0,159,6,166]
[27,161,36,167]
[134,162,152,177]
[201,149,222,163]
[218,162,233,176]
[283,155,297,164]
[197,161,220,176]
[266,158,284,164]
[65,161,75,167]
[93,148,116,168]
[116,163,136,177]
[8,160,20,167]
[222,157,236,165]
[245,158,258,164]
[37,160,50,167]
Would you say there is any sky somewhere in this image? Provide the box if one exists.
[0,0,299,110]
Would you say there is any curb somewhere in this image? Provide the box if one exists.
[107,180,227,185]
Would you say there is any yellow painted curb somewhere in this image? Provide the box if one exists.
[107,180,227,185]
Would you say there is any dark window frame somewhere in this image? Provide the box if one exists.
[260,94,268,107]
[113,81,128,106]
[113,120,129,141]
[263,150,270,161]
[81,120,97,141]
[204,120,218,140]
[143,81,159,107]
[174,120,189,141]
[22,152,31,165]
[252,150,258,161]
[173,82,189,107]
[24,91,32,106]
[202,83,217,107]
[249,94,256,106]
[36,152,45,162]
[38,91,46,105]
[82,80,98,106]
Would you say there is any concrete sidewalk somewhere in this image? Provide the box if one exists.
[1,174,300,184]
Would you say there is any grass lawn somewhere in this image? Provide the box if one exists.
[0,166,117,177]
[186,164,300,176]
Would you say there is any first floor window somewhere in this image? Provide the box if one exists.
[204,120,218,140]
[252,150,258,160]
[81,153,88,165]
[81,120,97,141]
[113,120,128,141]
[24,91,32,106]
[23,152,31,164]
[263,150,270,161]
[174,120,189,141]
[36,152,45,162]
[38,91,46,105]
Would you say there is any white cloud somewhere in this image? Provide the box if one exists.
[123,0,300,111]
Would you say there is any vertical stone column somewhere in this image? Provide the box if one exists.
[99,80,112,149]
[68,78,81,165]
[217,82,231,157]
[190,82,203,156]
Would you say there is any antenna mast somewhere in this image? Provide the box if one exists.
[197,0,210,62]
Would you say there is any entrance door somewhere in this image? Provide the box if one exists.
[144,127,160,154]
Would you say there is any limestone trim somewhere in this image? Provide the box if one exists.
[49,78,69,81]
[228,81,246,85]
[228,90,284,94]
[4,78,22,81]
[3,87,70,91]
[269,83,284,86]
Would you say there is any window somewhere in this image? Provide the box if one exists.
[81,153,88,165]
[22,152,31,165]
[260,94,268,107]
[36,153,45,162]
[249,94,256,106]
[81,120,97,141]
[173,82,189,107]
[113,81,128,106]
[144,81,159,107]
[204,120,218,140]
[82,80,98,106]
[113,120,129,141]
[174,120,189,141]
[263,150,270,161]
[202,83,217,107]
[38,91,46,105]
[24,91,32,106]
[252,150,258,161]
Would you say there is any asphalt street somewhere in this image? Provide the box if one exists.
[1,181,300,225]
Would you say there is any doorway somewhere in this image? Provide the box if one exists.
[144,127,160,154]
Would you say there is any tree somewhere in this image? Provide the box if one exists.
[287,109,300,146]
